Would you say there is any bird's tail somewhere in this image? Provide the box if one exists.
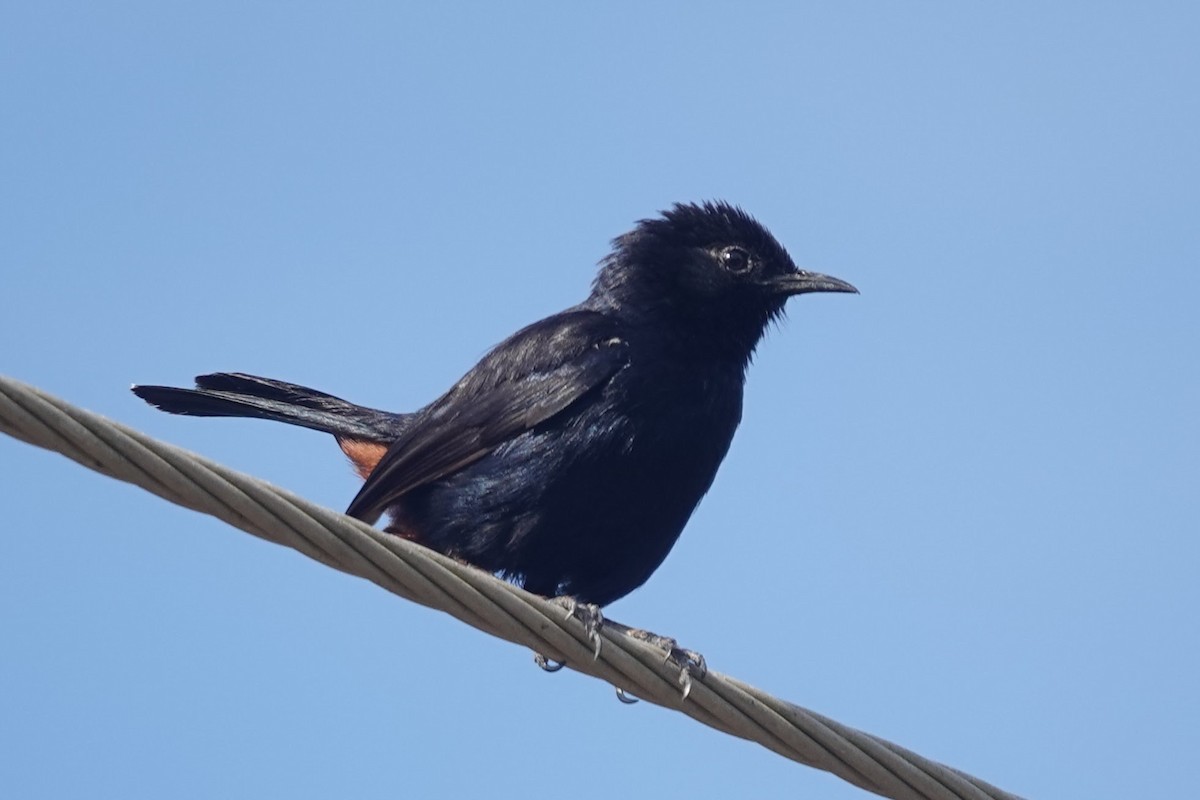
[132,373,407,477]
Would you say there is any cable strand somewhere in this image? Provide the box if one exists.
[0,375,1025,800]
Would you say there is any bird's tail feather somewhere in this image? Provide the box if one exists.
[131,372,406,442]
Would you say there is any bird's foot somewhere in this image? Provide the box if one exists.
[552,596,605,659]
[623,627,707,700]
[533,653,564,672]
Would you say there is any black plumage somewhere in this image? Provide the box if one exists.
[133,202,855,606]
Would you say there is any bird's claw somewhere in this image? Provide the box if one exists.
[625,628,707,700]
[534,653,564,672]
[615,687,639,704]
[536,606,706,702]
[552,596,605,659]
[670,646,707,700]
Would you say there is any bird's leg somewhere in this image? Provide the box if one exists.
[552,595,605,659]
[533,603,707,702]
[532,597,603,669]
[603,620,707,700]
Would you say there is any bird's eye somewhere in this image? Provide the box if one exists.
[718,246,752,274]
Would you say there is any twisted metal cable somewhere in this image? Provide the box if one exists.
[0,375,1024,800]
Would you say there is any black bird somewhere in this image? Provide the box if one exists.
[133,202,855,608]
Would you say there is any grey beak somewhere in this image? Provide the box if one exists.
[770,270,858,296]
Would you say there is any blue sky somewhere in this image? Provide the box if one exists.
[2,4,1197,799]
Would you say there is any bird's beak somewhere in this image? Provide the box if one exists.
[768,270,858,297]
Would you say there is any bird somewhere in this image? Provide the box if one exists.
[133,201,856,610]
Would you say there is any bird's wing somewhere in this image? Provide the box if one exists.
[344,310,628,523]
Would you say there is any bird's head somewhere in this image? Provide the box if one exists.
[589,201,856,362]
